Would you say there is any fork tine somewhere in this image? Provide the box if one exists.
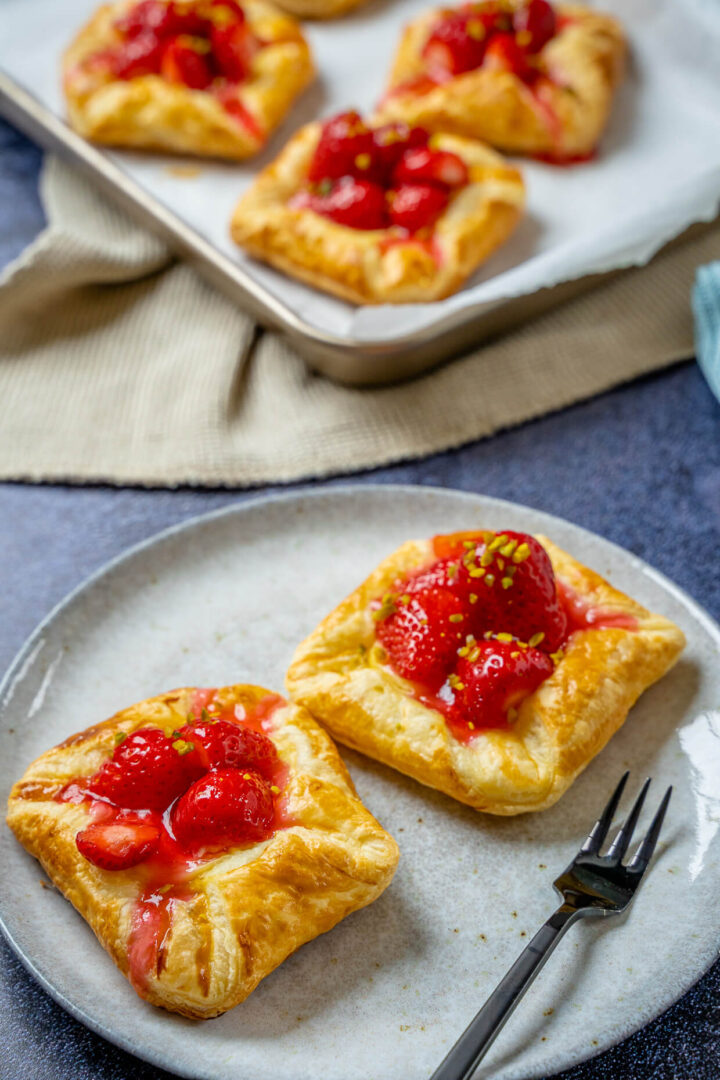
[580,771,630,854]
[607,776,652,861]
[628,785,673,874]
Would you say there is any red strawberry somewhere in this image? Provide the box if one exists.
[116,1,210,40]
[297,178,388,230]
[483,32,536,81]
[307,111,375,183]
[422,11,490,75]
[177,718,278,778]
[375,583,470,689]
[371,123,428,183]
[76,818,161,871]
[453,638,553,729]
[172,767,274,850]
[111,32,164,78]
[210,20,257,81]
[160,36,214,88]
[392,146,469,189]
[388,183,449,232]
[88,727,202,812]
[513,0,556,52]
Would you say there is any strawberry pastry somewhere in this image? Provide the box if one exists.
[287,531,685,813]
[63,0,314,159]
[375,0,626,162]
[231,110,525,303]
[7,684,398,1017]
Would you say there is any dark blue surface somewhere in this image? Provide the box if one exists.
[1,117,720,1080]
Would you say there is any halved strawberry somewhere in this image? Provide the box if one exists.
[452,638,553,729]
[375,583,471,689]
[177,718,278,778]
[296,178,388,230]
[388,183,449,232]
[422,11,491,75]
[87,727,202,811]
[76,818,161,871]
[483,32,536,81]
[392,146,469,189]
[171,767,274,850]
[307,111,375,183]
[210,19,257,80]
[111,31,165,79]
[371,123,428,183]
[513,0,556,53]
[116,1,210,40]
[160,35,214,88]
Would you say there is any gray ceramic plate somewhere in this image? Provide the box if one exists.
[2,486,719,1080]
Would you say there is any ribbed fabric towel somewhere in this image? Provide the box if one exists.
[693,261,720,403]
[0,155,717,488]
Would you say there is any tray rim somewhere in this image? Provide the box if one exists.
[1,481,720,1080]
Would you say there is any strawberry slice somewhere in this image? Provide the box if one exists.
[88,727,203,811]
[171,767,274,850]
[388,183,449,232]
[76,818,161,871]
[451,638,553,730]
[160,35,214,88]
[210,20,257,81]
[294,178,388,230]
[177,718,278,778]
[422,10,493,75]
[307,111,375,183]
[111,31,165,78]
[375,582,471,690]
[371,123,428,183]
[392,146,469,189]
[513,0,557,53]
[483,32,536,81]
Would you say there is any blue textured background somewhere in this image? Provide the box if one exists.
[1,117,720,1080]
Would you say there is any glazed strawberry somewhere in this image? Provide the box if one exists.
[452,639,553,729]
[389,183,449,232]
[160,36,214,88]
[307,111,375,183]
[483,33,536,81]
[116,1,209,40]
[375,584,470,689]
[297,178,388,230]
[172,767,274,850]
[211,20,257,80]
[76,818,161,871]
[371,123,428,182]
[88,727,202,812]
[392,146,469,189]
[177,718,278,778]
[112,32,164,78]
[422,11,489,75]
[513,0,556,53]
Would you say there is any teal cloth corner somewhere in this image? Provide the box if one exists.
[693,261,720,402]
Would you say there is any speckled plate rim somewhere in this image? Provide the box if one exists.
[1,483,718,1080]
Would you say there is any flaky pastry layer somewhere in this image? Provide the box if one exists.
[286,537,685,814]
[63,0,315,159]
[375,4,626,158]
[7,684,399,1018]
[230,123,525,304]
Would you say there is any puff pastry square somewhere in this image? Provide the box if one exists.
[6,684,399,1018]
[63,0,315,160]
[230,119,525,304]
[375,2,626,160]
[286,533,685,815]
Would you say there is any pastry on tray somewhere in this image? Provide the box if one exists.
[374,0,626,162]
[286,530,685,814]
[63,0,314,160]
[6,684,399,1018]
[230,110,525,304]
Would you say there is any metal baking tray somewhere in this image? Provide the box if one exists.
[2,0,719,385]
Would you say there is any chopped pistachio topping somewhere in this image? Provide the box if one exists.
[500,539,517,557]
[449,613,464,623]
[468,721,476,730]
[469,593,478,604]
[270,784,280,795]
[113,731,127,746]
[480,550,494,567]
[488,534,508,553]
[458,645,470,657]
[172,738,194,756]
[550,648,565,664]
[447,673,465,690]
[507,707,519,723]
[528,631,545,647]
[501,577,513,589]
[513,542,531,563]
[373,593,398,621]
[469,566,485,578]
[496,632,513,643]
[468,646,481,662]
[484,574,495,587]
[510,651,520,659]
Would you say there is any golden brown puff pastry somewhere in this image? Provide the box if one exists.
[63,0,314,160]
[6,684,399,1018]
[374,4,626,160]
[286,536,685,814]
[230,122,525,304]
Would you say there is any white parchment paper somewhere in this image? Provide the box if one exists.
[2,0,719,342]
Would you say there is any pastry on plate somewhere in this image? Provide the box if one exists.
[6,684,399,1018]
[63,0,314,160]
[230,110,525,303]
[286,530,685,813]
[374,0,626,161]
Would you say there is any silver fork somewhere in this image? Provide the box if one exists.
[429,773,672,1080]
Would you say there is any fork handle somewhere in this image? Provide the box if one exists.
[429,903,582,1080]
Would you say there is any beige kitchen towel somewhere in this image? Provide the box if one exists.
[0,155,715,488]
